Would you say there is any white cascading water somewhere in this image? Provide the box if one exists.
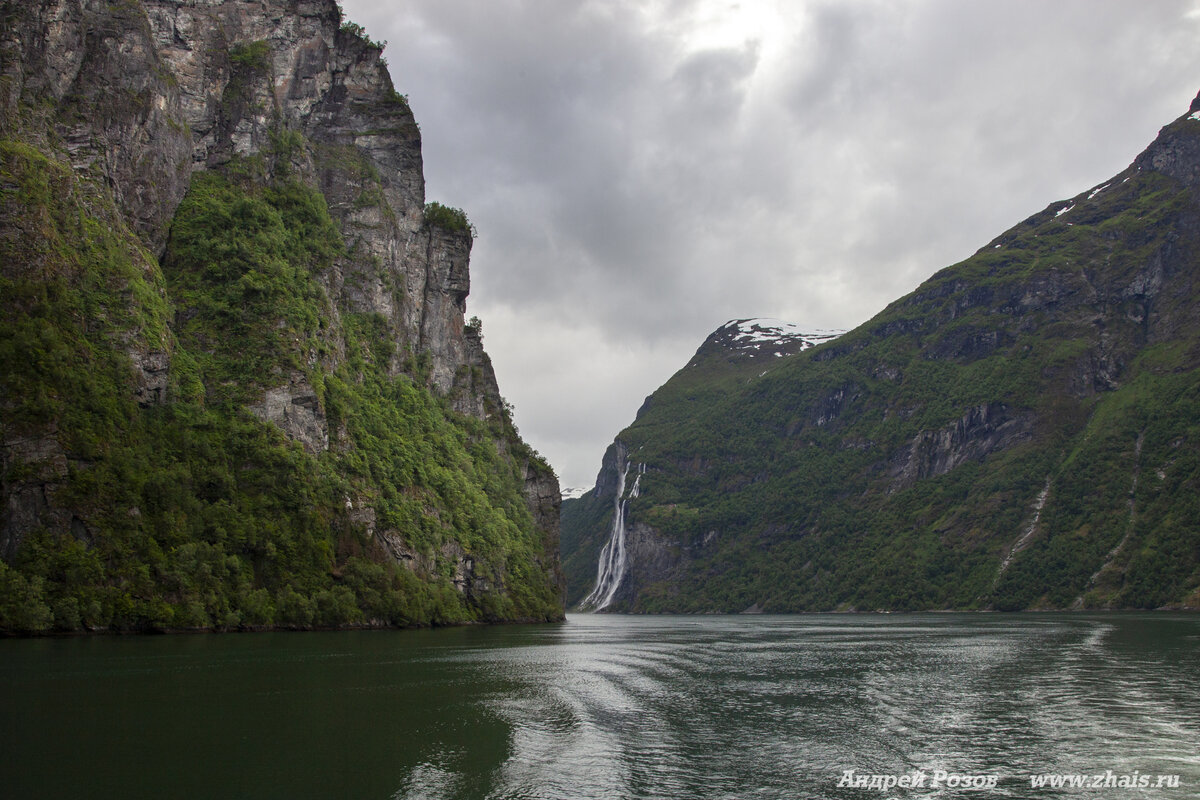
[581,460,644,611]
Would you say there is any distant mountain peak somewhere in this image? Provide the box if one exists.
[694,318,845,364]
[723,318,843,348]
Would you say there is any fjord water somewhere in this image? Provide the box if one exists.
[2,615,1198,799]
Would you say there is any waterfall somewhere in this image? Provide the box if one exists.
[994,476,1051,586]
[581,459,645,611]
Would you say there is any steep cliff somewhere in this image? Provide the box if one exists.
[563,97,1200,613]
[0,0,564,631]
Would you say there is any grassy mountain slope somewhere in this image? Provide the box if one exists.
[564,96,1200,612]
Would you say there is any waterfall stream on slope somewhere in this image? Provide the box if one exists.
[581,460,644,610]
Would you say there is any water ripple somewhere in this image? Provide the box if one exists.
[440,614,1200,800]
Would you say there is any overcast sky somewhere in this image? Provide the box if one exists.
[339,0,1200,491]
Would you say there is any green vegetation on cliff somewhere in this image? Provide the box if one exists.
[0,139,561,633]
[0,0,562,633]
[424,201,476,238]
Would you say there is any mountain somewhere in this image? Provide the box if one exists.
[562,94,1200,613]
[560,320,845,608]
[0,0,564,632]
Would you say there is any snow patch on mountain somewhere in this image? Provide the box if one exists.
[718,318,844,356]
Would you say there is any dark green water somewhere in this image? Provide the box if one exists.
[1,613,1197,799]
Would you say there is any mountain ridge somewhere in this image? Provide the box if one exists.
[562,91,1200,613]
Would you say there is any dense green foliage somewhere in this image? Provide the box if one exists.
[229,40,271,72]
[564,128,1200,613]
[164,170,337,404]
[0,134,561,633]
[424,202,476,238]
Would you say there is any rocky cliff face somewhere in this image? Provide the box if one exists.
[0,0,562,631]
[3,0,490,417]
[523,458,567,609]
[563,94,1200,613]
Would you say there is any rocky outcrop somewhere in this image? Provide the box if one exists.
[891,403,1033,490]
[523,460,567,606]
[811,382,863,428]
[128,348,171,407]
[450,325,503,419]
[250,380,328,454]
[408,224,472,392]
[1133,93,1200,191]
[591,441,625,500]
[0,0,195,253]
[615,520,684,607]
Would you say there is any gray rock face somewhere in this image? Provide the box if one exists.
[406,224,472,392]
[591,441,625,500]
[4,0,491,419]
[451,326,503,418]
[616,520,683,608]
[1,0,194,254]
[129,349,171,408]
[138,0,480,406]
[1134,91,1200,190]
[523,461,567,606]
[250,381,329,455]
[891,403,1033,490]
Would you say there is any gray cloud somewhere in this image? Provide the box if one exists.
[341,0,1200,488]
